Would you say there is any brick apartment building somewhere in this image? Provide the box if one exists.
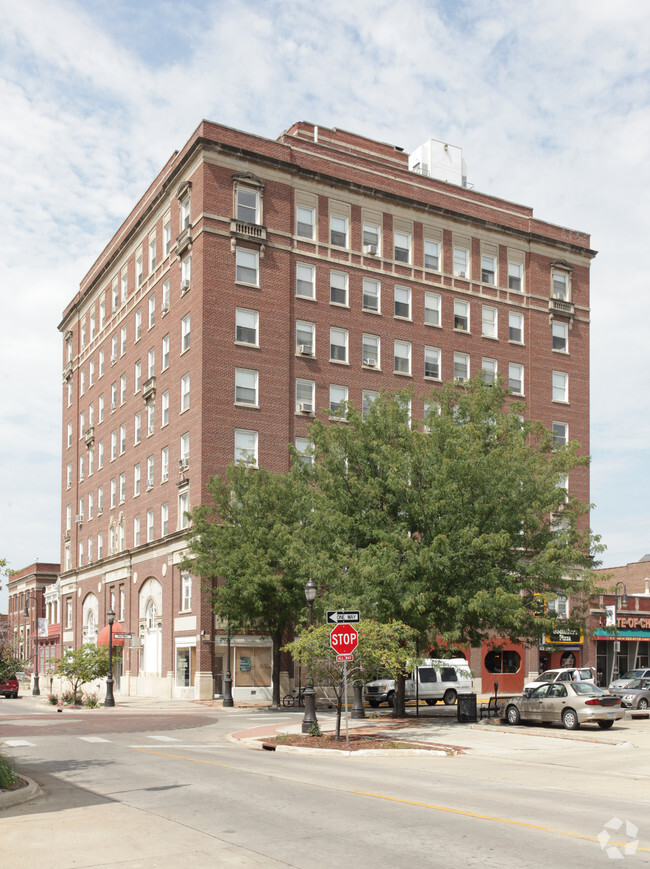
[6,562,60,692]
[58,120,595,700]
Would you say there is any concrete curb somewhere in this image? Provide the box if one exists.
[0,775,43,811]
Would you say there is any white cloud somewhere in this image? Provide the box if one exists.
[1,0,650,607]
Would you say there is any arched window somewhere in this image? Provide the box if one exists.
[146,600,157,630]
[485,650,521,674]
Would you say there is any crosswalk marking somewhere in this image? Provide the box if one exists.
[78,736,111,743]
[3,739,35,747]
[146,734,179,742]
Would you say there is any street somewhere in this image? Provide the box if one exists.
[1,697,650,867]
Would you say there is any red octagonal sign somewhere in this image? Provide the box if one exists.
[330,623,358,656]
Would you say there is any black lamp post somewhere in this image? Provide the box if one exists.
[104,607,115,707]
[24,595,40,695]
[613,581,629,681]
[301,578,318,734]
[223,619,234,707]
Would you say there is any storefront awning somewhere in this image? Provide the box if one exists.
[97,622,126,646]
[593,628,650,641]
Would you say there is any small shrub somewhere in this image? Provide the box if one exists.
[48,694,59,705]
[83,692,100,708]
[61,690,75,705]
[0,749,17,791]
[309,720,323,737]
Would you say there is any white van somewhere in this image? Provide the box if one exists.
[363,658,473,708]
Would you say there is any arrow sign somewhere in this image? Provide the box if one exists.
[326,610,360,624]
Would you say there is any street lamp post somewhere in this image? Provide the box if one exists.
[104,608,115,707]
[301,578,318,734]
[613,581,629,681]
[223,619,234,707]
[24,595,40,696]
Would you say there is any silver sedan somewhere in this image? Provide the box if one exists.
[503,682,623,730]
[610,678,650,709]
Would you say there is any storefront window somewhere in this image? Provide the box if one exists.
[175,645,195,687]
[485,650,521,674]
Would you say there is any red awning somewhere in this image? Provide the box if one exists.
[97,622,126,646]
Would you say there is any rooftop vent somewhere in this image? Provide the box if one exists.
[409,138,468,187]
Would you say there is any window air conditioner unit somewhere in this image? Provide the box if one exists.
[110,354,117,364]
[181,279,190,294]
[75,514,83,524]
[146,480,154,491]
[298,402,313,414]
[162,305,169,315]
[111,401,116,411]
[363,357,377,367]
[161,472,169,482]
[178,458,189,469]
[298,344,313,356]
[363,244,377,255]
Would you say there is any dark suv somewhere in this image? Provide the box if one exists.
[0,675,19,698]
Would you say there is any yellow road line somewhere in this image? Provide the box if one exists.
[131,748,647,852]
[351,790,649,851]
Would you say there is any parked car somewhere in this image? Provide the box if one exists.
[609,668,650,692]
[0,675,19,698]
[504,682,623,730]
[523,667,595,696]
[363,658,473,708]
[609,678,650,709]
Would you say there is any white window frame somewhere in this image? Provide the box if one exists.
[509,311,524,344]
[508,260,523,292]
[234,429,258,467]
[235,368,259,406]
[509,363,524,395]
[481,253,497,285]
[236,185,260,224]
[236,308,259,346]
[236,248,259,285]
[552,422,568,448]
[295,379,315,415]
[161,390,169,427]
[394,230,411,264]
[296,204,315,240]
[394,340,411,376]
[552,371,568,403]
[181,315,190,353]
[329,327,348,364]
[481,357,497,386]
[362,278,380,313]
[296,321,315,356]
[330,271,349,307]
[424,292,441,327]
[424,238,440,271]
[329,213,348,248]
[296,263,315,299]
[394,285,411,320]
[424,346,441,380]
[329,385,348,417]
[482,306,497,339]
[454,352,469,382]
[552,321,568,352]
[362,334,380,369]
[454,299,469,332]
[180,374,190,412]
[453,245,469,278]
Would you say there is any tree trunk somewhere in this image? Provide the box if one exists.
[392,673,406,717]
[271,632,282,708]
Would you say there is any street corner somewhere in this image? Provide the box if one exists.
[0,775,43,811]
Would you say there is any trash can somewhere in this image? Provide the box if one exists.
[457,693,478,723]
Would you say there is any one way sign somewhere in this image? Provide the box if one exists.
[326,610,360,624]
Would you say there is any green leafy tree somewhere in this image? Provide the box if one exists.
[0,624,22,683]
[283,620,417,739]
[304,378,601,715]
[183,462,317,708]
[54,644,110,703]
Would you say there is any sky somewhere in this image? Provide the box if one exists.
[1,0,649,608]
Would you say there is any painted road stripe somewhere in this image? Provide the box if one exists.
[3,739,35,747]
[130,747,649,854]
[350,790,650,852]
[146,735,179,742]
[78,736,111,743]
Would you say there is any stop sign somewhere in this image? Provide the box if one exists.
[330,624,358,656]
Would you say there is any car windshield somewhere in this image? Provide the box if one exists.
[571,682,603,695]
[625,679,648,690]
[621,670,644,680]
[535,672,557,683]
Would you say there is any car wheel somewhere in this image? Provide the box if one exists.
[368,699,379,708]
[387,692,395,708]
[506,705,521,726]
[12,692,18,699]
[562,708,580,730]
[425,699,438,706]
[637,698,649,710]
[597,720,615,729]
[443,689,457,706]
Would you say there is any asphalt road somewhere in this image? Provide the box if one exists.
[1,697,650,868]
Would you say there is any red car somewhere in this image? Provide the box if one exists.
[0,675,19,698]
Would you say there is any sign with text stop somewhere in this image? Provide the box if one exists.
[330,623,358,660]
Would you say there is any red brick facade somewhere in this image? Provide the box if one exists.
[58,120,594,699]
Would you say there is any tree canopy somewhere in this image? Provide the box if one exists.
[54,643,111,703]
[302,377,600,650]
[182,462,317,707]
